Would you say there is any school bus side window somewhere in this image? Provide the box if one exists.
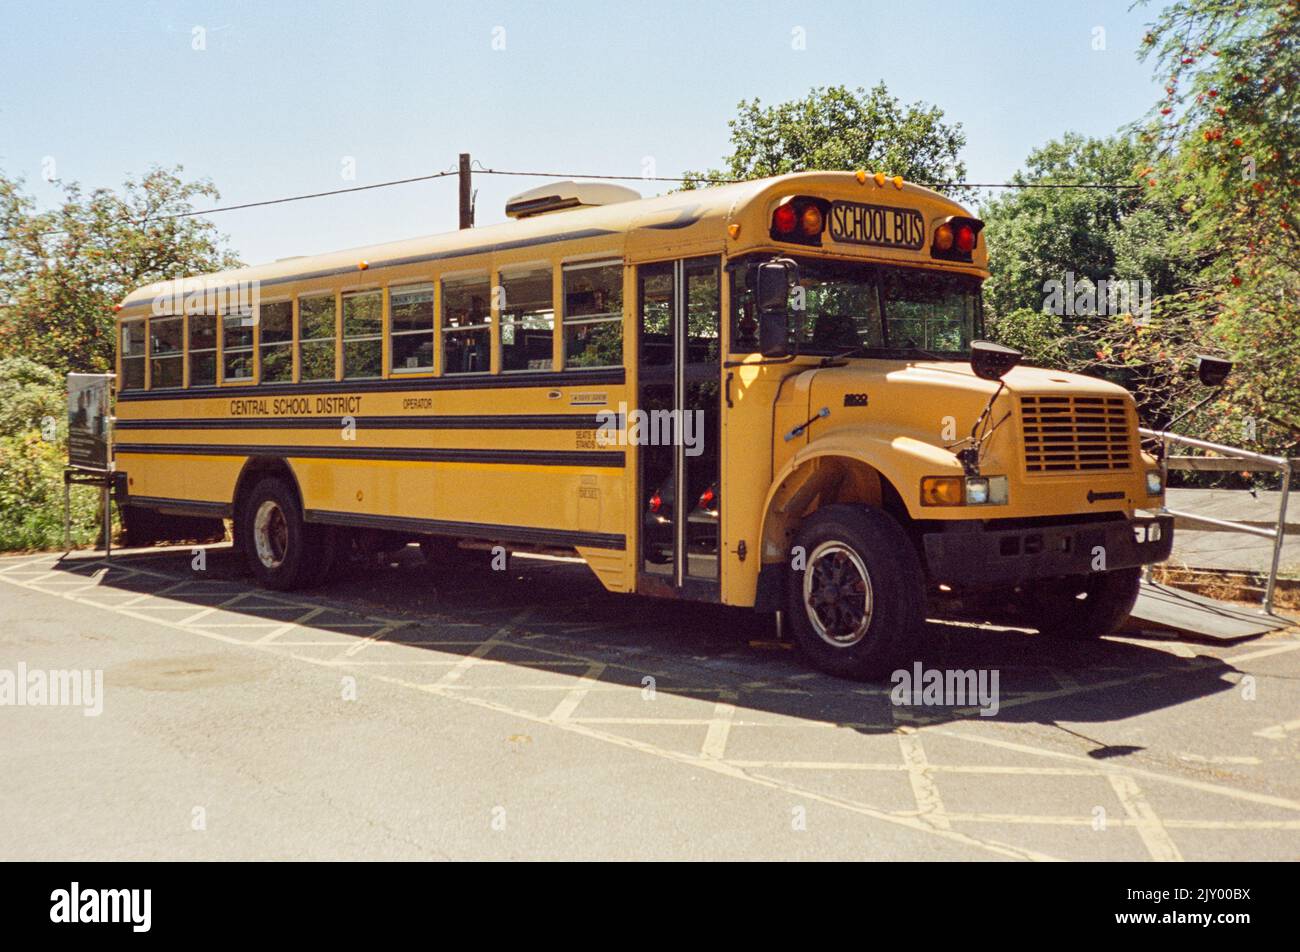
[222,311,254,382]
[499,266,554,372]
[442,275,490,374]
[298,294,336,382]
[563,262,622,369]
[342,290,382,379]
[390,284,433,373]
[148,315,183,388]
[119,320,145,390]
[259,301,293,383]
[188,313,218,386]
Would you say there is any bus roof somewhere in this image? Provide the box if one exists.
[117,171,976,314]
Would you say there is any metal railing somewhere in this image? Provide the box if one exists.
[1140,427,1294,614]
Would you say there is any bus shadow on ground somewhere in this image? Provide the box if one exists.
[51,545,1245,742]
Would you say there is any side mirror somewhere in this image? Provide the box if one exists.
[756,259,797,358]
[1196,355,1232,387]
[970,340,1022,381]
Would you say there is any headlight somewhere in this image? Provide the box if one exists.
[1146,470,1164,496]
[921,475,1009,506]
[969,476,1009,505]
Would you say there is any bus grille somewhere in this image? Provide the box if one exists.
[1020,395,1133,474]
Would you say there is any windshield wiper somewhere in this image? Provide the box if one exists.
[819,346,865,366]
[899,338,954,361]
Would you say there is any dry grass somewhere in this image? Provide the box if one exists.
[1150,564,1300,611]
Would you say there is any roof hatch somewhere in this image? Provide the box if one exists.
[504,180,641,219]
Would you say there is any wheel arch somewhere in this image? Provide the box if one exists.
[758,452,909,564]
[232,456,305,525]
[752,448,921,612]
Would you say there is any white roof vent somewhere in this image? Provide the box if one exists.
[505,180,641,219]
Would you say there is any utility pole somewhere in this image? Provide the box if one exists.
[458,153,474,229]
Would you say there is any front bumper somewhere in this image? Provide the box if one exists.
[922,514,1173,588]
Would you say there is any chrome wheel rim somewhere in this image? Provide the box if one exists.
[803,541,874,647]
[253,499,289,569]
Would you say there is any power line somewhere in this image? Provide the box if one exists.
[1,164,1141,245]
[148,169,459,220]
[474,167,1141,190]
[0,169,458,244]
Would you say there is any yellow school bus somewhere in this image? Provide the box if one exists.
[111,170,1172,678]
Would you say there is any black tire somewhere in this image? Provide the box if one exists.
[1027,567,1142,639]
[786,504,925,681]
[238,477,332,591]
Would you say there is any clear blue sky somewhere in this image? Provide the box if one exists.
[0,0,1164,266]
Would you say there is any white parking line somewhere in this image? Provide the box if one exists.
[548,662,607,722]
[700,694,738,759]
[898,728,952,831]
[1253,718,1300,740]
[1108,773,1184,862]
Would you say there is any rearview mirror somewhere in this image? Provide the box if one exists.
[1196,355,1232,387]
[970,340,1022,381]
[756,259,797,358]
[756,260,794,311]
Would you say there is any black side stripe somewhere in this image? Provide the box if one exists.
[114,413,619,431]
[117,227,620,312]
[113,443,625,467]
[115,368,625,402]
[123,495,232,518]
[303,510,626,551]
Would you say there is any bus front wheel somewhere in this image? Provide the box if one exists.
[786,505,924,681]
[239,477,334,590]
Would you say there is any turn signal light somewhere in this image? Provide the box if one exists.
[920,476,965,507]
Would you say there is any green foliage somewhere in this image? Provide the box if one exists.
[986,307,1068,368]
[0,355,63,438]
[0,166,241,375]
[980,133,1196,318]
[0,356,107,550]
[1130,0,1300,449]
[0,432,106,551]
[681,83,967,188]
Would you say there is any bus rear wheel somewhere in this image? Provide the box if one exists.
[239,477,334,590]
[786,505,924,681]
[1028,567,1142,639]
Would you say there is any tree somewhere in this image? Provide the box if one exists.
[1132,0,1300,448]
[980,133,1195,320]
[0,167,241,374]
[681,84,967,188]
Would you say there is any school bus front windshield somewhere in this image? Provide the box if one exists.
[729,254,983,358]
